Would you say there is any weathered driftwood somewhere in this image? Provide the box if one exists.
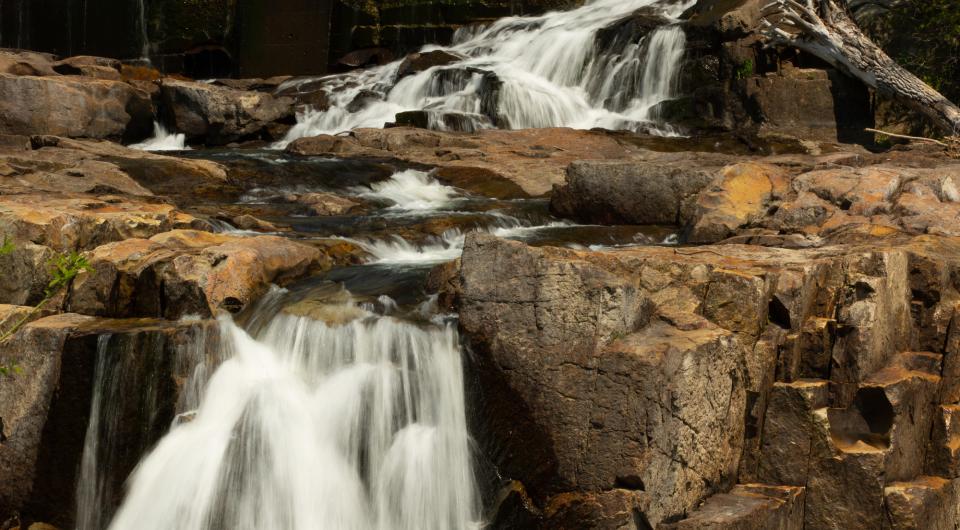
[761,0,960,135]
[865,127,948,147]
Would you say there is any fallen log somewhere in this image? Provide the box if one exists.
[761,0,960,135]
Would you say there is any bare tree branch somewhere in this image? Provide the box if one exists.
[761,0,960,135]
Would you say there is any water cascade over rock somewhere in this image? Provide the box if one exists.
[107,296,479,530]
[280,0,695,143]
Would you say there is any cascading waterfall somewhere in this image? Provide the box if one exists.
[76,333,175,530]
[136,0,150,60]
[130,122,189,151]
[279,0,695,144]
[108,300,479,530]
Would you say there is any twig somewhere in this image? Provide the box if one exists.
[673,248,728,257]
[0,297,51,344]
[865,128,949,147]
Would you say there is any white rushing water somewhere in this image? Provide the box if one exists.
[279,0,695,144]
[76,325,211,530]
[130,122,189,151]
[110,304,479,530]
[356,170,462,211]
[350,230,468,265]
[136,0,150,60]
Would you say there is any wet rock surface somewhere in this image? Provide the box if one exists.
[1,30,960,528]
[285,127,643,197]
[159,79,295,145]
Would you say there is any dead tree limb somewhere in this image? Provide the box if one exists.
[864,127,948,146]
[761,0,960,135]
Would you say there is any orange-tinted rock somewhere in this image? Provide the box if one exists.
[0,194,201,252]
[687,162,788,243]
[884,476,960,530]
[70,230,322,318]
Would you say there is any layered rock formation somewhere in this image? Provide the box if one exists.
[458,141,960,528]
[0,132,364,527]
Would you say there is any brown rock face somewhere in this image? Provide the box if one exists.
[0,314,215,527]
[0,74,152,141]
[396,50,465,78]
[457,227,960,528]
[159,78,295,145]
[286,127,642,197]
[660,484,805,530]
[69,230,322,319]
[460,234,748,526]
[550,156,726,225]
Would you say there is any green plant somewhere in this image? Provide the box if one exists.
[0,364,22,377]
[735,59,754,80]
[46,251,91,297]
[0,246,92,358]
[0,234,13,257]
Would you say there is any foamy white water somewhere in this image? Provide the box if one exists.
[348,230,466,265]
[278,0,694,145]
[356,170,462,211]
[109,307,479,530]
[131,122,189,151]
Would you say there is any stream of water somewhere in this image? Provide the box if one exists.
[78,1,690,527]
[80,151,670,529]
[278,0,695,144]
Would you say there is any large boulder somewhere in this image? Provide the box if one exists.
[0,74,153,141]
[457,228,960,527]
[23,136,230,203]
[459,234,750,526]
[550,156,726,225]
[69,230,323,318]
[159,78,295,145]
[0,50,58,77]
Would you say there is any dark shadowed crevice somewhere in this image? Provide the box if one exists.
[855,387,895,435]
[615,474,645,491]
[768,296,791,329]
[633,509,654,530]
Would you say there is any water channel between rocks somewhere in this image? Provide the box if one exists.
[71,149,675,530]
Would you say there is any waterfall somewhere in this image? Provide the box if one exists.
[625,26,688,129]
[108,302,480,530]
[76,334,171,530]
[130,122,189,151]
[279,0,695,145]
[136,0,150,60]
